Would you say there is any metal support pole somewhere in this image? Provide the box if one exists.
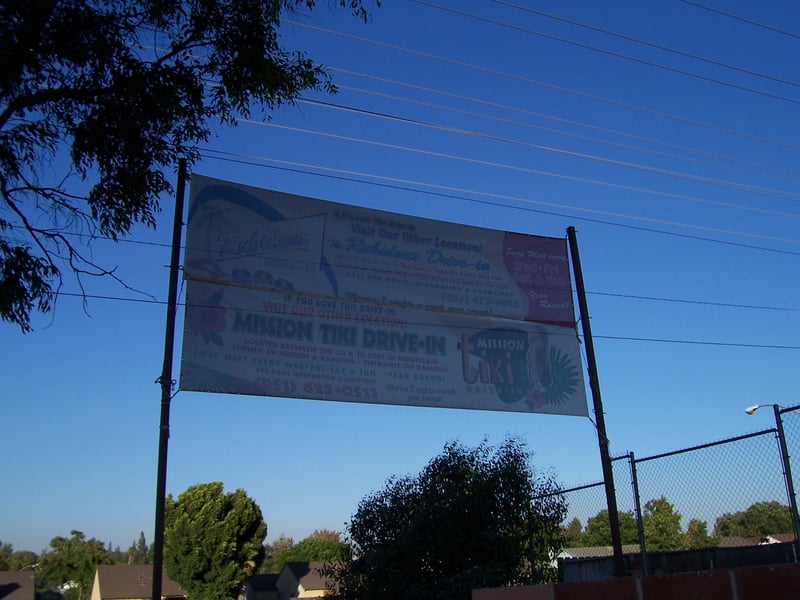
[151,159,187,600]
[773,405,800,561]
[566,226,625,577]
[629,452,649,576]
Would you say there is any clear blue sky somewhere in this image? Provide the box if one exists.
[3,0,800,553]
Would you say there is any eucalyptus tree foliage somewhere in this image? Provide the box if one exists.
[164,482,267,600]
[0,0,374,331]
[328,438,567,600]
[38,530,111,600]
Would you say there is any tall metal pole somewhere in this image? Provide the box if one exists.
[151,159,188,600]
[566,226,625,577]
[773,405,800,561]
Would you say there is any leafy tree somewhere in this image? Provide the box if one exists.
[288,533,349,563]
[0,0,375,332]
[126,532,149,565]
[260,534,295,574]
[38,530,111,600]
[642,496,683,551]
[0,541,11,570]
[581,509,639,547]
[329,437,567,599]
[684,519,718,549]
[561,517,583,547]
[308,529,343,542]
[0,542,38,571]
[261,530,348,574]
[106,544,127,565]
[8,550,39,571]
[164,482,267,600]
[713,501,793,538]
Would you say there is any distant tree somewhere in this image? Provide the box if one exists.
[0,541,11,570]
[713,501,793,538]
[38,530,111,600]
[8,550,38,571]
[164,482,267,600]
[329,438,567,599]
[259,531,347,574]
[106,543,127,565]
[581,510,639,547]
[561,517,583,547]
[126,532,149,565]
[642,496,683,551]
[0,0,376,332]
[684,519,718,549]
[287,534,349,564]
[309,529,343,542]
[260,534,295,574]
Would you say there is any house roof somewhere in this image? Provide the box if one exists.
[94,565,185,599]
[560,545,641,559]
[718,533,795,547]
[247,573,279,592]
[0,571,35,600]
[284,562,330,591]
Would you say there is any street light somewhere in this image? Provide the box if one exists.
[745,403,800,560]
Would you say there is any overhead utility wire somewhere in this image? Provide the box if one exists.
[291,23,800,152]
[246,119,800,222]
[591,291,800,313]
[51,289,800,350]
[326,86,800,186]
[593,335,800,350]
[489,0,800,89]
[29,223,799,313]
[330,68,800,178]
[201,145,800,247]
[297,98,800,210]
[679,0,800,41]
[407,1,800,105]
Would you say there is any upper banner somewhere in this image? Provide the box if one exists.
[179,175,588,416]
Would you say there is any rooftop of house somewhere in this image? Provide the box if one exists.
[94,565,185,600]
[0,571,35,600]
[284,561,332,591]
[560,545,641,559]
[246,573,279,592]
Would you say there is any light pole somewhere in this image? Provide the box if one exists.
[745,403,800,559]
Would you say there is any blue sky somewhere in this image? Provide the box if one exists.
[3,0,800,553]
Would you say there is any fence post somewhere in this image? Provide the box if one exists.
[629,452,649,576]
[774,405,800,561]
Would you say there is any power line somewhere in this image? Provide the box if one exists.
[51,290,800,351]
[590,291,800,313]
[198,147,800,253]
[238,119,800,239]
[328,66,800,156]
[56,276,800,316]
[679,0,800,41]
[295,24,800,153]
[323,85,800,186]
[405,2,800,105]
[593,334,800,350]
[297,98,800,209]
[488,0,800,89]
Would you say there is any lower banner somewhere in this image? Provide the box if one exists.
[180,281,588,416]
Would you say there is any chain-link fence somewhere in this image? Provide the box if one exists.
[551,404,800,566]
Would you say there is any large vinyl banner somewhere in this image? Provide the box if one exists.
[179,175,588,416]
